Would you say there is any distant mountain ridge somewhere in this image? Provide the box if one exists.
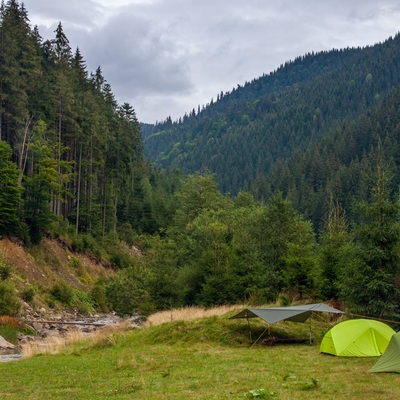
[142,32,400,225]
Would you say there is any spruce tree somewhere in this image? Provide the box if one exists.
[342,164,400,319]
[0,140,22,236]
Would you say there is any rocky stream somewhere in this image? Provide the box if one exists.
[0,309,142,362]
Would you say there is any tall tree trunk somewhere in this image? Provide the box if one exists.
[17,116,34,185]
[75,140,82,234]
[89,131,93,233]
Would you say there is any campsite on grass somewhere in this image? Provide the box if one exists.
[2,305,400,399]
[231,303,400,374]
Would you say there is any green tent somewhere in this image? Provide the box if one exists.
[370,331,400,373]
[320,319,395,357]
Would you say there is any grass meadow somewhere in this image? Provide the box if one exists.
[1,307,399,399]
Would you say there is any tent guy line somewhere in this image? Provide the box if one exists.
[347,313,400,327]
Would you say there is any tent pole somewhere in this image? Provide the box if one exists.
[247,316,253,344]
[251,326,269,348]
[309,315,312,345]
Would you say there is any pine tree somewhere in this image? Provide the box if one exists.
[0,140,22,236]
[318,200,355,300]
[0,0,42,164]
[342,163,400,319]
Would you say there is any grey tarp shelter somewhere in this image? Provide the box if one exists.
[230,303,345,345]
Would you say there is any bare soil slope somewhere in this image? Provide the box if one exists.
[0,237,114,311]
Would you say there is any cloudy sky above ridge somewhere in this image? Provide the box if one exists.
[21,0,400,123]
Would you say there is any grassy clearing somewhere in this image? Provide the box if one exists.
[1,308,399,399]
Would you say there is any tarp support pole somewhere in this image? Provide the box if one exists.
[250,326,269,348]
[309,316,312,345]
[247,316,252,344]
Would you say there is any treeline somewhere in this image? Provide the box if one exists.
[142,32,400,199]
[104,170,400,322]
[0,0,178,243]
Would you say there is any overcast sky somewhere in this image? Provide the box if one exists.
[20,0,400,123]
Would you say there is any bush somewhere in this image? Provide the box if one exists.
[49,282,74,305]
[69,256,82,269]
[71,289,95,315]
[49,282,95,314]
[104,269,155,316]
[109,249,134,269]
[0,258,12,281]
[71,235,85,252]
[0,280,20,316]
[71,234,105,260]
[91,279,108,312]
[21,286,36,303]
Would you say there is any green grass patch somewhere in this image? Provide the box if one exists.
[0,314,398,399]
[0,324,18,344]
[0,316,30,344]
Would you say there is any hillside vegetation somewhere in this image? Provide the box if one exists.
[0,237,115,315]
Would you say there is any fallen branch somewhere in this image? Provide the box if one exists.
[24,320,107,327]
[262,337,313,346]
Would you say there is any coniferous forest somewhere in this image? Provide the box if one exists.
[2,0,400,321]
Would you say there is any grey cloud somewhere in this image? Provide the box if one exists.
[24,0,104,29]
[82,9,194,97]
[19,0,400,122]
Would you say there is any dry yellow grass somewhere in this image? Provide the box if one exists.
[0,316,21,328]
[21,320,132,358]
[143,304,243,327]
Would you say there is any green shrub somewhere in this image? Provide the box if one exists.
[91,279,108,312]
[0,258,12,281]
[104,269,155,316]
[69,257,92,285]
[71,235,85,252]
[50,281,74,305]
[69,256,82,269]
[71,289,95,315]
[109,249,134,269]
[117,222,138,245]
[45,296,56,308]
[49,282,95,314]
[0,280,20,316]
[21,286,36,303]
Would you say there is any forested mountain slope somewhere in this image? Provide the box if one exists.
[257,87,400,231]
[142,33,400,197]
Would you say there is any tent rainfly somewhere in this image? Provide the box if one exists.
[320,319,395,357]
[369,331,400,372]
[230,303,345,345]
